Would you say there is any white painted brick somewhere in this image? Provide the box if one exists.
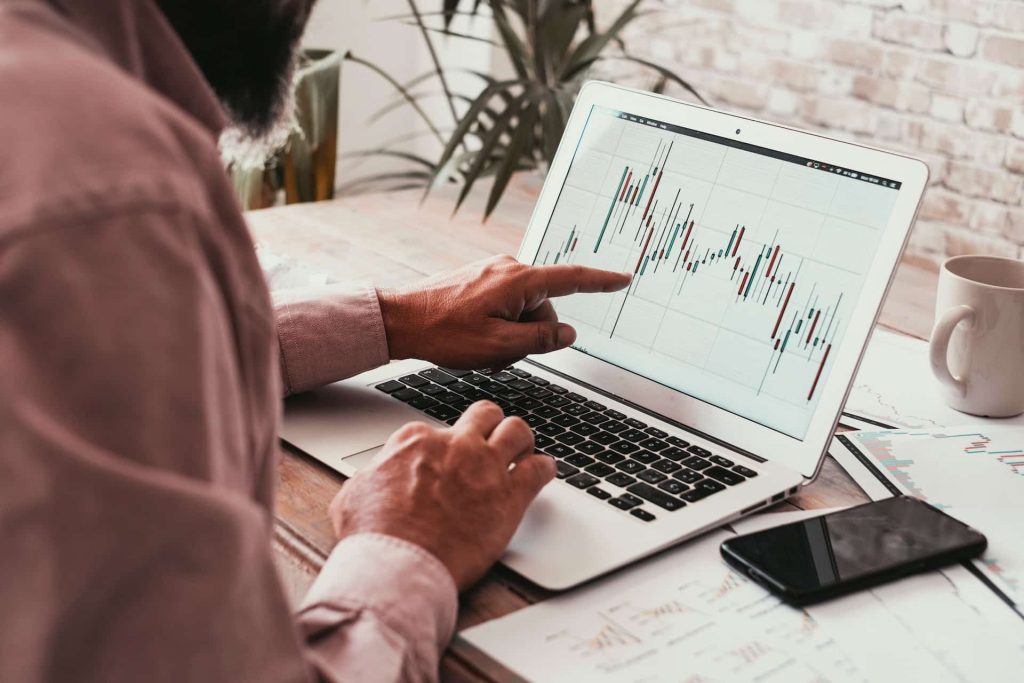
[767,88,800,116]
[930,94,964,122]
[788,30,821,60]
[944,22,980,57]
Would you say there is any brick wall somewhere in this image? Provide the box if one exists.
[599,0,1024,263]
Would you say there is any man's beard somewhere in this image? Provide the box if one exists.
[156,0,317,138]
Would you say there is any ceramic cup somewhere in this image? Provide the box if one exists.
[929,255,1024,417]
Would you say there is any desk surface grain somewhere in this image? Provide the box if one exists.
[246,176,939,682]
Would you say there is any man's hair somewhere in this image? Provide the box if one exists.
[156,0,316,136]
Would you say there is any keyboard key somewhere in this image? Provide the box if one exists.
[537,423,565,437]
[508,379,533,391]
[566,473,599,489]
[448,381,473,394]
[658,480,689,495]
[709,455,734,467]
[526,387,552,399]
[608,495,642,510]
[631,508,656,522]
[705,465,745,486]
[375,380,405,393]
[576,441,604,455]
[491,371,518,383]
[555,461,579,479]
[652,459,682,474]
[528,377,550,386]
[408,395,438,410]
[392,388,422,402]
[419,368,456,385]
[661,446,688,461]
[643,427,668,438]
[605,409,626,420]
[627,483,686,511]
[400,374,430,387]
[481,381,506,393]
[548,384,568,394]
[587,486,612,500]
[477,369,496,375]
[584,400,607,411]
[687,445,711,457]
[436,392,464,404]
[556,432,586,446]
[419,384,446,396]
[581,412,610,425]
[464,373,489,386]
[637,469,667,484]
[681,455,712,470]
[639,438,668,451]
[546,444,574,458]
[552,414,581,428]
[463,389,490,401]
[523,414,546,429]
[565,454,595,468]
[624,418,648,430]
[562,403,589,416]
[509,368,531,378]
[680,486,719,503]
[565,392,588,403]
[440,367,471,377]
[534,434,554,449]
[596,451,625,465]
[592,432,619,445]
[630,450,659,465]
[666,436,690,448]
[603,420,628,434]
[620,429,646,442]
[610,441,640,455]
[544,396,571,408]
[615,460,644,474]
[570,423,600,437]
[733,465,758,478]
[673,468,703,484]
[504,405,529,417]
[535,406,560,419]
[585,463,615,477]
[605,472,636,487]
[425,405,458,421]
[494,390,524,402]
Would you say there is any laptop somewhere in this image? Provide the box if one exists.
[281,81,928,590]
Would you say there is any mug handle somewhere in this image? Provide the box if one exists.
[929,305,975,397]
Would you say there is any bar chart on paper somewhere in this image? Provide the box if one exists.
[844,426,1024,605]
[535,106,899,438]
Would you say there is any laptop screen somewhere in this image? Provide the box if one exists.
[532,105,902,440]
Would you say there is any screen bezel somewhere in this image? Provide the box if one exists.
[516,81,929,480]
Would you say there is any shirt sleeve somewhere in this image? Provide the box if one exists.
[274,285,391,395]
[297,533,459,683]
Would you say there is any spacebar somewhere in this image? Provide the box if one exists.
[627,483,686,511]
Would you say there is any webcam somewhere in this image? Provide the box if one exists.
[735,128,742,135]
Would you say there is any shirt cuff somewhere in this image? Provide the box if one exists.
[298,532,459,657]
[274,285,390,395]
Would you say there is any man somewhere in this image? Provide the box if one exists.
[0,0,630,681]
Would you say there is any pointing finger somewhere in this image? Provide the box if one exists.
[526,264,632,299]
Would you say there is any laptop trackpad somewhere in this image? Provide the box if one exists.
[282,380,424,474]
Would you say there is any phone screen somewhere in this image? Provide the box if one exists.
[722,497,985,595]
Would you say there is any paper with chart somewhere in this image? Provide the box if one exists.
[841,329,1024,430]
[833,426,1024,607]
[532,105,902,439]
[457,510,1024,683]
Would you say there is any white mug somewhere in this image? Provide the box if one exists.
[929,255,1024,417]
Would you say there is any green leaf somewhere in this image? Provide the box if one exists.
[488,0,532,79]
[452,93,527,212]
[484,101,538,219]
[561,0,642,77]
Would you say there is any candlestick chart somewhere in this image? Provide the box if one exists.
[536,108,899,438]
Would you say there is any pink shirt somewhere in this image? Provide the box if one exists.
[0,1,456,681]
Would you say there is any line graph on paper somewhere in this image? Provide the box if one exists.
[535,106,899,439]
[847,427,1024,602]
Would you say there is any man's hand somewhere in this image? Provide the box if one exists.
[377,255,631,369]
[328,402,555,589]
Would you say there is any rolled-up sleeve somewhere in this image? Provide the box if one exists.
[297,533,459,683]
[274,285,391,395]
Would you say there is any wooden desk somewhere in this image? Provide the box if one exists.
[245,177,940,682]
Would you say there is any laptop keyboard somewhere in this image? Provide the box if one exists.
[375,365,760,523]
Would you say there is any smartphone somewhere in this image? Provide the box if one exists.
[720,496,987,605]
